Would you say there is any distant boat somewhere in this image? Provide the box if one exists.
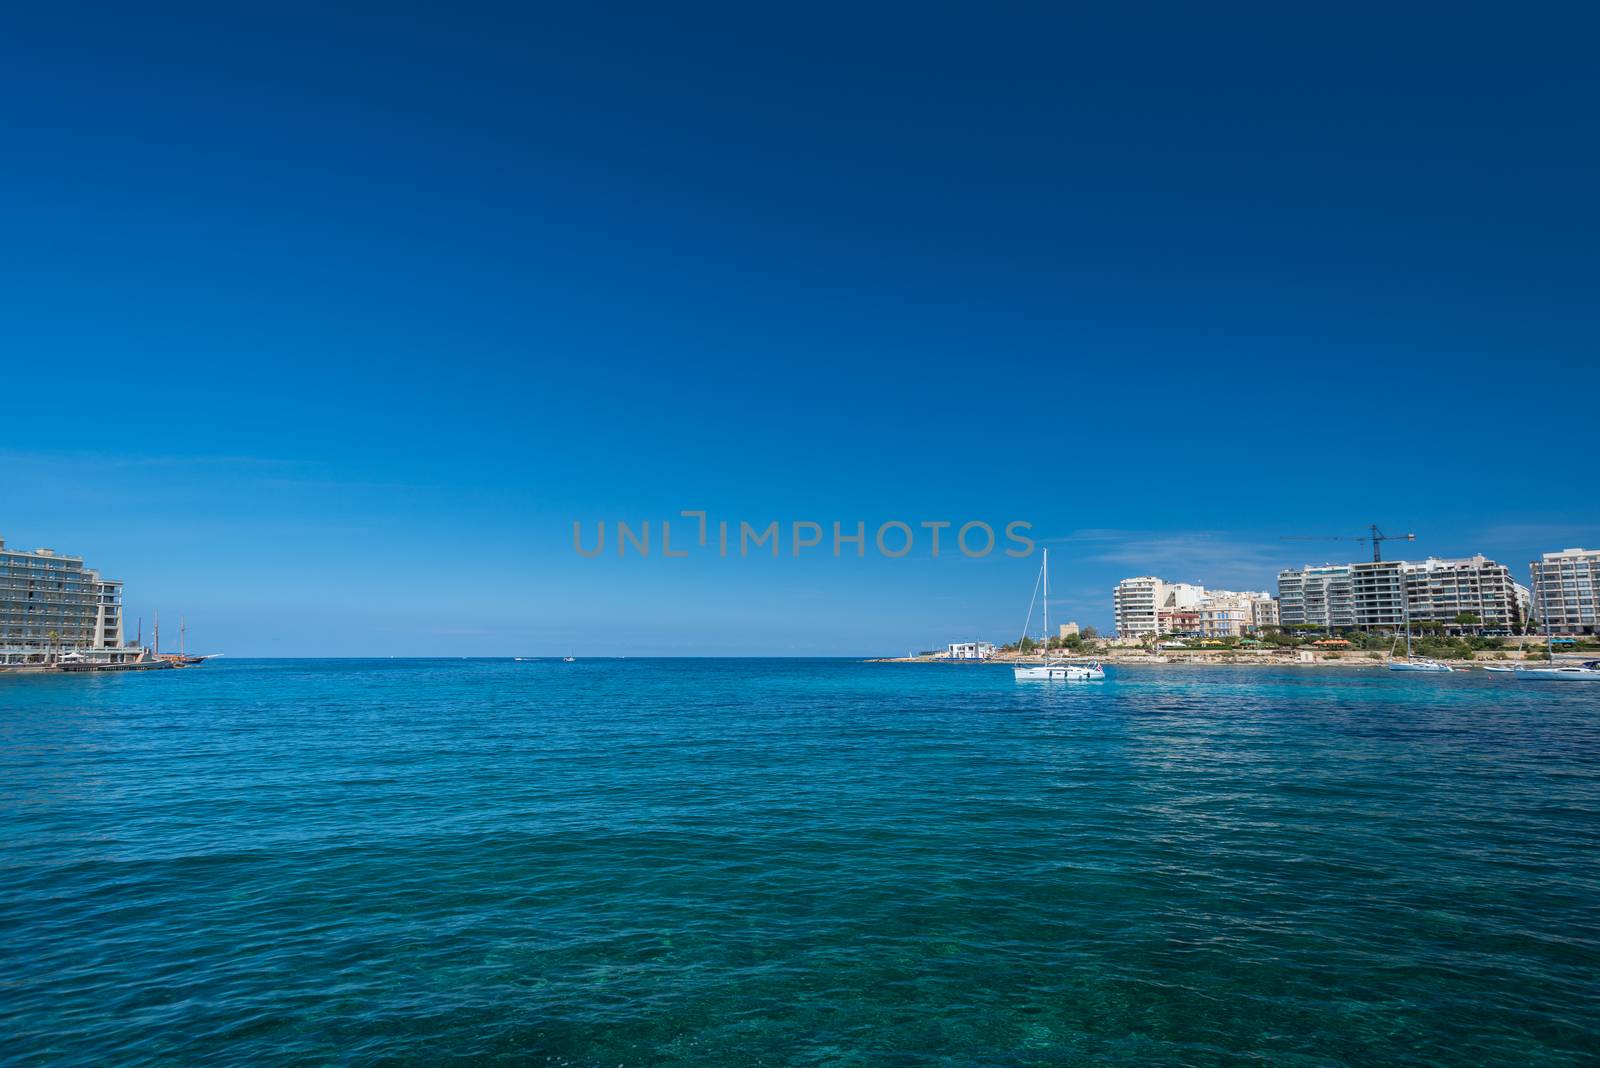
[1389,659,1452,673]
[1013,549,1105,682]
[564,655,576,663]
[1388,592,1452,672]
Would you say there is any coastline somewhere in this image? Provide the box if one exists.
[867,650,1577,671]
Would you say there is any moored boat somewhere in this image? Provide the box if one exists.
[1388,596,1453,673]
[1012,549,1106,683]
[1389,658,1453,672]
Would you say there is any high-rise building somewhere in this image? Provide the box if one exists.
[1112,576,1164,638]
[1398,556,1526,631]
[0,536,141,666]
[1285,556,1525,632]
[1530,548,1600,635]
[1277,564,1355,629]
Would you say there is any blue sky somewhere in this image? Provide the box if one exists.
[3,4,1597,655]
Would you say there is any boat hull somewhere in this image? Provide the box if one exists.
[1014,664,1105,681]
[1388,661,1453,673]
[1511,668,1600,681]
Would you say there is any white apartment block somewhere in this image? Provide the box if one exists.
[1115,577,1205,637]
[1115,577,1274,638]
[1531,548,1600,635]
[1285,556,1526,632]
[1277,565,1356,629]
[1112,577,1163,638]
[945,641,997,660]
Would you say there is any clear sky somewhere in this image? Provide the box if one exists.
[3,4,1597,655]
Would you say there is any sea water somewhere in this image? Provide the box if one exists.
[2,659,1597,1065]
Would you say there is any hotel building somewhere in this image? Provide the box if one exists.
[1530,548,1600,635]
[0,536,143,666]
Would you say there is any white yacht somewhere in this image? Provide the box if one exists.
[1388,600,1452,672]
[1512,659,1600,681]
[1505,583,1600,680]
[1013,549,1106,682]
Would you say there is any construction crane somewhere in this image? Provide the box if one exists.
[1280,524,1416,563]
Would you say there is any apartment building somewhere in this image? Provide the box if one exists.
[1112,577,1163,638]
[1115,576,1273,638]
[0,536,140,666]
[1286,556,1526,632]
[1114,577,1207,638]
[1198,591,1273,638]
[1530,548,1600,635]
[1277,565,1355,629]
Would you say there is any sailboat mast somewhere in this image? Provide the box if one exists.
[180,617,186,658]
[1542,569,1554,661]
[1042,549,1049,644]
[1403,572,1412,658]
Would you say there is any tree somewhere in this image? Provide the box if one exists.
[1081,625,1098,640]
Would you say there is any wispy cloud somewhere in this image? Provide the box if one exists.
[1045,528,1305,590]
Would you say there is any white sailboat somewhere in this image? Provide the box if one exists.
[1510,583,1600,680]
[1388,591,1452,672]
[1013,549,1105,682]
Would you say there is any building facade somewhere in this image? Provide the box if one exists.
[1530,548,1600,635]
[0,536,138,665]
[1115,577,1207,638]
[1401,557,1526,631]
[1197,591,1273,638]
[1116,576,1274,638]
[1284,556,1525,632]
[1112,577,1163,638]
[1276,565,1356,629]
[945,641,997,660]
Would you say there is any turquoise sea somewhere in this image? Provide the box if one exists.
[2,659,1597,1066]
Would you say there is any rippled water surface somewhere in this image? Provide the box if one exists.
[3,659,1599,1066]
